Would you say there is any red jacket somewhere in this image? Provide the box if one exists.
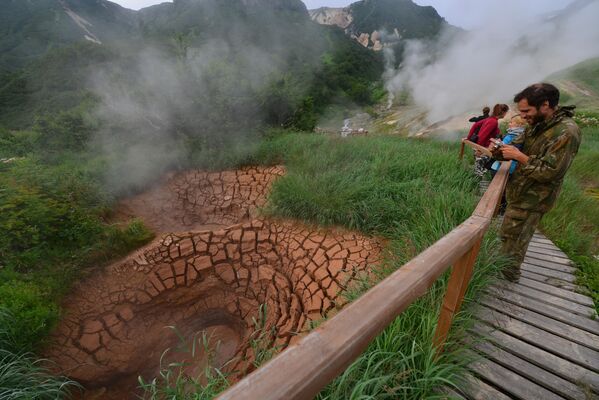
[467,116,500,148]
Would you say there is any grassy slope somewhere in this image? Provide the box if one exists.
[138,132,506,399]
[251,132,506,399]
[542,60,599,310]
[549,57,599,111]
[541,124,599,311]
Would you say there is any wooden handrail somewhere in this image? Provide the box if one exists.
[217,162,511,400]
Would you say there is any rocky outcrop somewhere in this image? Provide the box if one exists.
[309,0,450,51]
[308,7,352,29]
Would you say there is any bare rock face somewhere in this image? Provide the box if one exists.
[308,7,352,29]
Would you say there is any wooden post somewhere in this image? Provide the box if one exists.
[459,140,465,160]
[433,237,483,354]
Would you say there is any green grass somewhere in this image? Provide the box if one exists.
[251,132,506,398]
[0,156,154,350]
[255,132,480,238]
[0,309,80,400]
[139,132,506,399]
[541,124,599,311]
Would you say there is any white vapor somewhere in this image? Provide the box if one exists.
[386,0,599,123]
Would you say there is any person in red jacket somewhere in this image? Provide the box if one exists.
[467,103,509,147]
[466,103,509,176]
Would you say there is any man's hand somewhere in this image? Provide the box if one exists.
[500,145,529,165]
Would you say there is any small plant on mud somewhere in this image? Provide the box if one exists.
[247,304,280,368]
[138,327,230,400]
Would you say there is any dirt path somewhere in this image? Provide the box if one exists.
[46,166,383,398]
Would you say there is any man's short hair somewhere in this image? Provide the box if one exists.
[514,83,560,109]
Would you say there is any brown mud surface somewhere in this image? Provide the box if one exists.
[46,166,383,399]
[115,166,285,233]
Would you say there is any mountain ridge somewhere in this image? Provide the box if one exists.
[309,0,454,51]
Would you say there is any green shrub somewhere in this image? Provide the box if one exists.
[542,125,599,311]
[0,308,79,399]
[0,282,57,351]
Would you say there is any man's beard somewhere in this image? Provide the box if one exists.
[531,113,545,125]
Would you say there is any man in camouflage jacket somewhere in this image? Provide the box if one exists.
[492,83,581,281]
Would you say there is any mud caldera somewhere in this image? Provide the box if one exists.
[47,166,382,398]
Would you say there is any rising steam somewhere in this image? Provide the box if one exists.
[386,0,599,123]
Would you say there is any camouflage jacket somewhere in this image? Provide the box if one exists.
[505,106,581,213]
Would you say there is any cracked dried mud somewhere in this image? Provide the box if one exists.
[46,166,383,398]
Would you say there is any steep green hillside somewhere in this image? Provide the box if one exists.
[0,0,136,73]
[348,0,449,39]
[549,57,599,111]
[0,0,384,133]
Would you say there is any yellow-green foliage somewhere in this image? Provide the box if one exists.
[542,125,599,311]
[0,157,153,349]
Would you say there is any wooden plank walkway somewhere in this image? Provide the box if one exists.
[450,232,599,399]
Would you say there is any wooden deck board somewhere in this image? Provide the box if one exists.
[485,285,599,335]
[465,350,566,400]
[525,251,572,265]
[456,232,599,398]
[526,244,569,257]
[470,339,590,400]
[520,270,583,291]
[527,241,565,252]
[521,263,577,282]
[523,257,577,274]
[491,281,596,317]
[471,322,599,392]
[478,297,599,351]
[516,277,594,307]
[457,372,514,400]
[474,306,599,371]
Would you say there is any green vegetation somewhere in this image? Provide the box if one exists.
[349,0,448,39]
[138,329,230,400]
[550,57,599,111]
[138,132,506,399]
[542,124,599,311]
[256,133,505,398]
[0,309,80,399]
[0,155,153,350]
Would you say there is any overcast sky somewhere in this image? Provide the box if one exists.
[112,0,573,29]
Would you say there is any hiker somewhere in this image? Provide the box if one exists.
[491,83,580,281]
[468,106,490,123]
[466,103,509,176]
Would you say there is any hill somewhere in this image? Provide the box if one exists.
[0,0,136,73]
[309,0,455,51]
[548,57,599,111]
[0,0,384,133]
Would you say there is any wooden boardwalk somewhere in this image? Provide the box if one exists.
[450,232,599,399]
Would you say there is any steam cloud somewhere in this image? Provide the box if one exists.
[90,41,276,193]
[386,0,599,123]
[84,0,325,195]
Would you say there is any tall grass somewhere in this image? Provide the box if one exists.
[542,125,599,311]
[139,132,504,399]
[251,132,506,398]
[139,304,278,399]
[0,309,79,399]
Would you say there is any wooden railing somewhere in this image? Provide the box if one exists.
[217,161,511,400]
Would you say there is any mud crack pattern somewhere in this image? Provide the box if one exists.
[46,166,383,397]
[116,166,285,233]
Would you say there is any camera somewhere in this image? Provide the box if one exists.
[490,138,504,151]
